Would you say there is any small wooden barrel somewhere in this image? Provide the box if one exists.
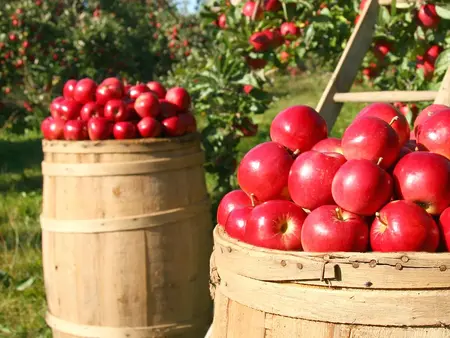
[41,133,213,338]
[210,226,450,338]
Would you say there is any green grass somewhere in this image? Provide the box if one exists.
[0,73,366,337]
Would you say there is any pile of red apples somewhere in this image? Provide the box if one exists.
[217,103,450,253]
[41,77,196,141]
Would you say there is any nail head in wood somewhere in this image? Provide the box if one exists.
[280,260,287,267]
[324,254,330,260]
[352,262,359,268]
[395,263,403,270]
[365,281,373,287]
[369,260,377,267]
[401,256,409,263]
[227,247,232,253]
[297,263,303,270]
[440,265,447,272]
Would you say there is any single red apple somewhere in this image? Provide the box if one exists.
[242,1,263,19]
[101,77,122,87]
[137,117,162,138]
[245,56,267,70]
[217,13,227,29]
[159,99,178,119]
[217,190,253,226]
[264,0,281,12]
[225,206,253,241]
[146,81,167,99]
[373,40,391,60]
[128,84,150,100]
[311,137,343,154]
[237,141,294,203]
[96,82,124,105]
[178,113,197,133]
[104,99,132,122]
[425,45,442,64]
[249,32,272,52]
[60,99,82,120]
[371,200,439,252]
[416,110,450,160]
[342,116,400,169]
[135,92,160,118]
[50,96,65,118]
[356,103,410,146]
[41,116,65,140]
[113,121,137,140]
[87,117,113,140]
[414,104,449,135]
[438,207,450,251]
[288,151,346,210]
[393,151,450,215]
[332,159,393,216]
[301,205,369,252]
[165,87,191,112]
[244,200,307,250]
[63,79,77,99]
[63,120,88,140]
[417,4,440,29]
[270,105,328,153]
[80,102,103,121]
[280,22,299,37]
[73,78,97,104]
[162,116,186,137]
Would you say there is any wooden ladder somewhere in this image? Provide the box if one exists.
[316,0,450,132]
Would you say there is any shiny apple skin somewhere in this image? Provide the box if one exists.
[216,190,252,226]
[311,137,343,154]
[416,110,450,160]
[414,104,449,134]
[225,206,253,241]
[438,207,450,251]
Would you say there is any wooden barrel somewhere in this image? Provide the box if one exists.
[41,133,213,338]
[210,226,450,338]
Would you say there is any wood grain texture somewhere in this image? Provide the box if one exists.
[42,134,213,338]
[333,91,438,103]
[434,66,450,106]
[210,226,450,337]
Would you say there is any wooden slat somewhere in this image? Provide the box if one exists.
[378,0,419,6]
[316,0,379,131]
[434,66,450,106]
[333,91,438,103]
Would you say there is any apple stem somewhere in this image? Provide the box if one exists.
[389,116,399,126]
[375,212,380,219]
[293,149,300,156]
[414,146,419,151]
[250,193,257,207]
[335,207,343,220]
[377,157,383,165]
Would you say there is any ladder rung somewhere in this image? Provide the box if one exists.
[333,91,438,103]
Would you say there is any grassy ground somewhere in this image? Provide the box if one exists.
[0,73,366,337]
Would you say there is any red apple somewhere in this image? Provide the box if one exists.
[128,84,150,100]
[104,99,131,122]
[162,116,186,137]
[113,121,137,140]
[225,206,253,241]
[311,137,343,154]
[135,92,160,118]
[80,102,103,121]
[416,57,435,80]
[87,117,113,140]
[244,200,307,250]
[63,79,77,99]
[393,151,450,215]
[288,151,346,210]
[178,113,197,133]
[73,78,97,104]
[60,99,82,120]
[50,96,64,118]
[41,116,65,140]
[301,205,369,252]
[418,4,440,29]
[280,22,299,37]
[249,32,271,52]
[416,110,450,160]
[342,116,400,169]
[238,141,294,202]
[218,14,227,29]
[264,0,281,12]
[137,117,162,138]
[265,28,283,48]
[270,105,328,153]
[373,40,391,60]
[101,77,122,87]
[96,82,124,105]
[242,1,263,19]
[165,87,191,112]
[371,200,439,252]
[63,120,88,140]
[246,56,267,70]
[425,45,442,64]
[217,189,253,226]
[332,159,393,216]
[414,104,449,135]
[146,81,167,99]
[356,103,410,146]
[159,99,178,119]
[438,207,450,251]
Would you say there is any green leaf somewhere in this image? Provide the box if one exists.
[435,49,450,76]
[16,277,35,291]
[436,5,450,20]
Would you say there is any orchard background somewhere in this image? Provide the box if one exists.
[1,0,450,335]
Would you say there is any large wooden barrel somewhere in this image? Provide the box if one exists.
[210,226,450,338]
[41,133,213,338]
